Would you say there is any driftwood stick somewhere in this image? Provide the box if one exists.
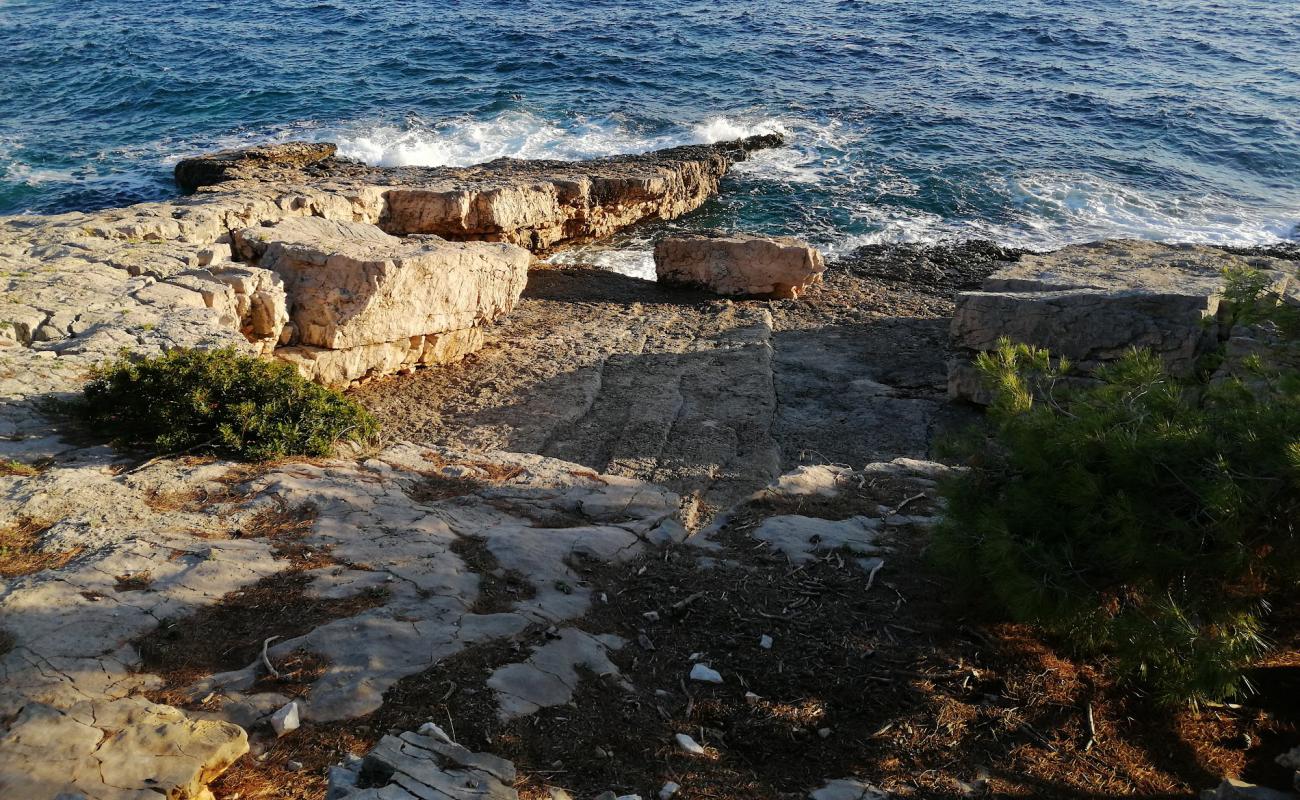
[261,635,282,679]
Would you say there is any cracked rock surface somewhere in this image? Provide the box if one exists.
[949,239,1299,402]
[0,443,680,798]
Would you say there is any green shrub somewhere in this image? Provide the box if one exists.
[76,347,378,462]
[935,281,1300,705]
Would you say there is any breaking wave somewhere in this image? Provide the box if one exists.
[329,112,789,169]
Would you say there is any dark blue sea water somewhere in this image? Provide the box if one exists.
[2,0,1297,267]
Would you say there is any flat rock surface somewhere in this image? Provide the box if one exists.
[949,239,1299,400]
[355,245,984,517]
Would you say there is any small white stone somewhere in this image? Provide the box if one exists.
[744,691,761,705]
[642,611,660,622]
[417,721,452,743]
[269,701,299,737]
[659,781,681,799]
[616,795,642,800]
[818,727,832,739]
[548,789,575,800]
[759,634,773,650]
[286,759,303,771]
[675,733,706,755]
[689,663,723,684]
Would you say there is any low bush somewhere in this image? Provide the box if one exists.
[75,347,378,462]
[936,276,1300,704]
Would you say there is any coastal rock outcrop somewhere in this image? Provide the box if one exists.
[173,141,338,193]
[178,134,784,253]
[0,134,781,394]
[948,240,1297,402]
[654,232,826,298]
[236,217,531,386]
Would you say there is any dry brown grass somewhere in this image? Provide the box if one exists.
[0,459,40,478]
[0,517,81,578]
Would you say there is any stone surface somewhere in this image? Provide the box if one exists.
[327,729,518,800]
[180,135,782,251]
[1200,778,1296,800]
[750,515,884,564]
[0,698,247,800]
[655,232,826,298]
[487,628,627,720]
[0,134,780,396]
[0,444,680,796]
[237,217,531,350]
[808,778,892,800]
[174,141,338,192]
[230,217,530,386]
[949,240,1298,402]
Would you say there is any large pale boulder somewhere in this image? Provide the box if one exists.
[654,232,825,298]
[234,217,530,385]
[949,240,1296,402]
[0,698,247,800]
[238,217,530,349]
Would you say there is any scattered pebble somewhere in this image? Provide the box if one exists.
[642,611,660,622]
[659,781,681,799]
[285,760,303,772]
[689,663,723,683]
[417,721,452,743]
[548,789,575,800]
[818,727,832,739]
[269,701,300,737]
[688,652,703,661]
[759,634,773,650]
[675,733,706,755]
[744,691,761,705]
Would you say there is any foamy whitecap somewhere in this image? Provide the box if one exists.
[547,246,657,282]
[329,111,795,170]
[827,172,1297,256]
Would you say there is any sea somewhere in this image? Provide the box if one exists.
[2,0,1297,278]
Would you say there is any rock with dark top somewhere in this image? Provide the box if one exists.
[327,729,518,800]
[174,141,337,192]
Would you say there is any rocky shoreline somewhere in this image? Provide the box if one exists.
[1,139,1298,800]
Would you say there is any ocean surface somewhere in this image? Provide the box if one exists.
[2,0,1297,276]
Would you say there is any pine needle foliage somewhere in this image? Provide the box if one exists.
[76,347,378,462]
[936,272,1300,705]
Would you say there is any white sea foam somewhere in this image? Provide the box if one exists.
[830,172,1297,256]
[328,111,791,169]
[547,246,657,282]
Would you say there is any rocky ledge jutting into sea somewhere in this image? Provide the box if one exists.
[0,134,780,391]
[1,138,1297,800]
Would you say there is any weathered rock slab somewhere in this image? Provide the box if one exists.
[949,240,1298,402]
[328,730,518,800]
[174,141,338,193]
[239,217,531,349]
[655,232,826,298]
[0,698,247,800]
